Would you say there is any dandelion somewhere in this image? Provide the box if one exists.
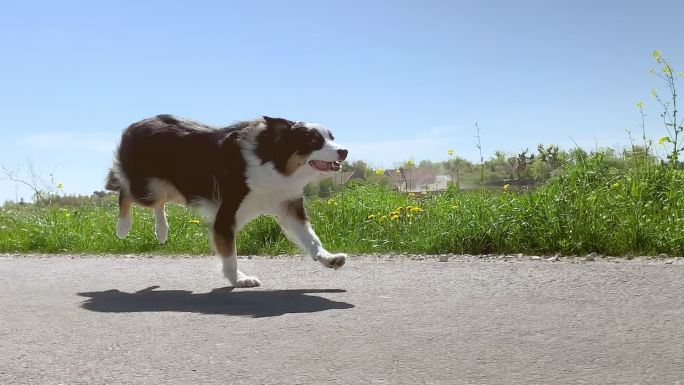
[503,184,510,191]
[409,206,423,213]
[447,149,455,156]
[390,214,400,221]
[389,210,400,216]
[189,219,201,224]
[327,198,337,205]
[379,215,387,222]
[367,214,376,220]
[56,183,64,190]
[374,168,385,176]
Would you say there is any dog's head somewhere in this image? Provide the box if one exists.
[254,116,348,178]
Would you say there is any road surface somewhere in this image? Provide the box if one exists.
[1,255,682,384]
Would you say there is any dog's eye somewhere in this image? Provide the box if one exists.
[305,132,319,146]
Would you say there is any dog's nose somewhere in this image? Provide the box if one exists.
[337,149,348,160]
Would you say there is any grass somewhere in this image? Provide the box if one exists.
[2,153,684,256]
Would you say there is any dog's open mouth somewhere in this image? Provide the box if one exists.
[309,160,341,172]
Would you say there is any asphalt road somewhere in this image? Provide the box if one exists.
[1,255,683,385]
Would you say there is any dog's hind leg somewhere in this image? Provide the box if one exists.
[116,192,133,238]
[154,204,168,243]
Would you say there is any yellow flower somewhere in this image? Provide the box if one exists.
[379,215,387,222]
[374,168,385,176]
[189,219,201,224]
[447,149,455,156]
[659,136,672,145]
[451,204,459,209]
[650,89,658,98]
[327,199,337,205]
[635,101,644,110]
[652,50,662,63]
[503,184,510,191]
[367,214,376,220]
[409,206,423,213]
[389,210,400,216]
[56,183,64,190]
[390,214,400,221]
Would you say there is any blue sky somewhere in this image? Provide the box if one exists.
[1,0,683,202]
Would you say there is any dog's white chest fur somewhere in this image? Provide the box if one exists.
[235,191,291,228]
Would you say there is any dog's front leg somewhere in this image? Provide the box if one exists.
[214,204,261,288]
[277,198,346,269]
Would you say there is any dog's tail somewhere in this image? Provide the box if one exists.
[105,167,121,191]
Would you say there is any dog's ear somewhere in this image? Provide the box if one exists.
[263,116,295,130]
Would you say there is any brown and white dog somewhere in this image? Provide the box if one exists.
[105,115,348,288]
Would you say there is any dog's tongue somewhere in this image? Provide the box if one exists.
[310,160,331,171]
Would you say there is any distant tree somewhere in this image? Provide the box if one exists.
[510,149,534,178]
[341,160,369,176]
[444,156,472,183]
[537,144,563,170]
[488,151,508,172]
[418,159,439,172]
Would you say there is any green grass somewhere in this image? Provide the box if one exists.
[2,154,684,256]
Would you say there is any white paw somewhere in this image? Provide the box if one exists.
[235,276,261,288]
[318,252,347,269]
[116,217,132,239]
[155,223,168,243]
